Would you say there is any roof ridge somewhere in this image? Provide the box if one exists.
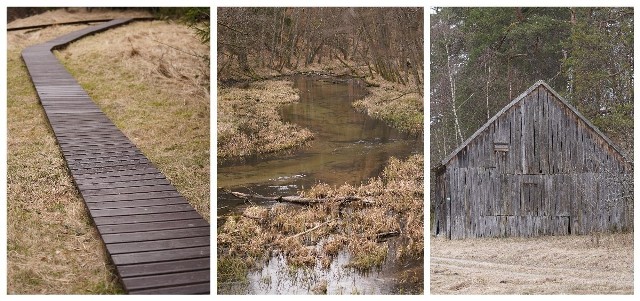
[434,80,631,171]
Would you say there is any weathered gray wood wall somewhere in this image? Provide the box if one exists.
[433,83,632,239]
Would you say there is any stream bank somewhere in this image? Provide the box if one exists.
[217,75,423,294]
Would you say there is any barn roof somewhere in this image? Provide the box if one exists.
[434,80,631,171]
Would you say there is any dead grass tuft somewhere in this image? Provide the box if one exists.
[346,238,388,271]
[217,256,249,285]
[217,80,313,161]
[352,77,423,135]
[312,280,328,294]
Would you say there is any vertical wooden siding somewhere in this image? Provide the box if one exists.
[435,85,631,239]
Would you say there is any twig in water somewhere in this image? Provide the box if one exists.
[285,219,337,240]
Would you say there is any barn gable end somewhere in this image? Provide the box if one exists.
[433,81,632,239]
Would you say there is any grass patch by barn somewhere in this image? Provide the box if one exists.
[430,233,633,294]
[7,9,208,294]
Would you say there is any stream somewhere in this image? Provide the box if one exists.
[217,75,423,294]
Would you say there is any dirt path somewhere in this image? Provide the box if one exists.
[430,233,633,294]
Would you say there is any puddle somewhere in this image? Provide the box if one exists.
[218,237,423,294]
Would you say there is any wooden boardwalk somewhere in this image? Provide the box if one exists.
[21,19,210,294]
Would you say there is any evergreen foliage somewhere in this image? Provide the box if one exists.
[431,7,633,165]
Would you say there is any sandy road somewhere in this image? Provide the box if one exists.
[430,233,633,294]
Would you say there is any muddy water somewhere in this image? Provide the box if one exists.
[218,75,422,212]
[217,75,423,294]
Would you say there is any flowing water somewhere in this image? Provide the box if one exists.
[217,75,423,294]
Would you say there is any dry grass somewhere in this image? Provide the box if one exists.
[55,20,210,220]
[7,10,208,294]
[8,8,151,28]
[217,80,313,161]
[217,155,424,286]
[430,233,634,294]
[352,77,423,135]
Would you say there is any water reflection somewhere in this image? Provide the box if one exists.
[218,238,423,295]
[217,76,422,212]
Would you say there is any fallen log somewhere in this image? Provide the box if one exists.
[229,191,375,206]
[376,231,401,242]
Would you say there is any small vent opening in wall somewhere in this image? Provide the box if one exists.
[494,142,509,152]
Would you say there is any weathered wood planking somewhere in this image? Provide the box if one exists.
[433,81,632,239]
[21,19,210,294]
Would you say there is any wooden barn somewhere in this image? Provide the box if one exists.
[432,81,632,239]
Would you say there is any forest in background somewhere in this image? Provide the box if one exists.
[430,7,633,168]
[217,7,424,95]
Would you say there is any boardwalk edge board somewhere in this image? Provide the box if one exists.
[21,18,210,294]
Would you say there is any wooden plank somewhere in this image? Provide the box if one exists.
[102,227,209,244]
[59,140,138,149]
[57,138,135,146]
[80,183,176,196]
[122,270,210,291]
[54,127,124,134]
[111,246,209,265]
[86,197,189,210]
[67,155,151,165]
[75,173,166,185]
[56,142,139,151]
[107,236,210,254]
[73,167,161,180]
[93,211,204,226]
[117,258,210,278]
[98,218,209,234]
[83,190,183,203]
[64,152,146,162]
[55,131,128,138]
[89,203,196,218]
[67,159,150,171]
[129,282,210,295]
[70,165,157,176]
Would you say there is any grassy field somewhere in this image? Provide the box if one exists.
[7,9,209,294]
[430,233,633,294]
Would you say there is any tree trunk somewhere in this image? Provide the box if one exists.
[445,43,464,143]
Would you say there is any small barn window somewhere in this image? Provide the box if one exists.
[494,142,509,152]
